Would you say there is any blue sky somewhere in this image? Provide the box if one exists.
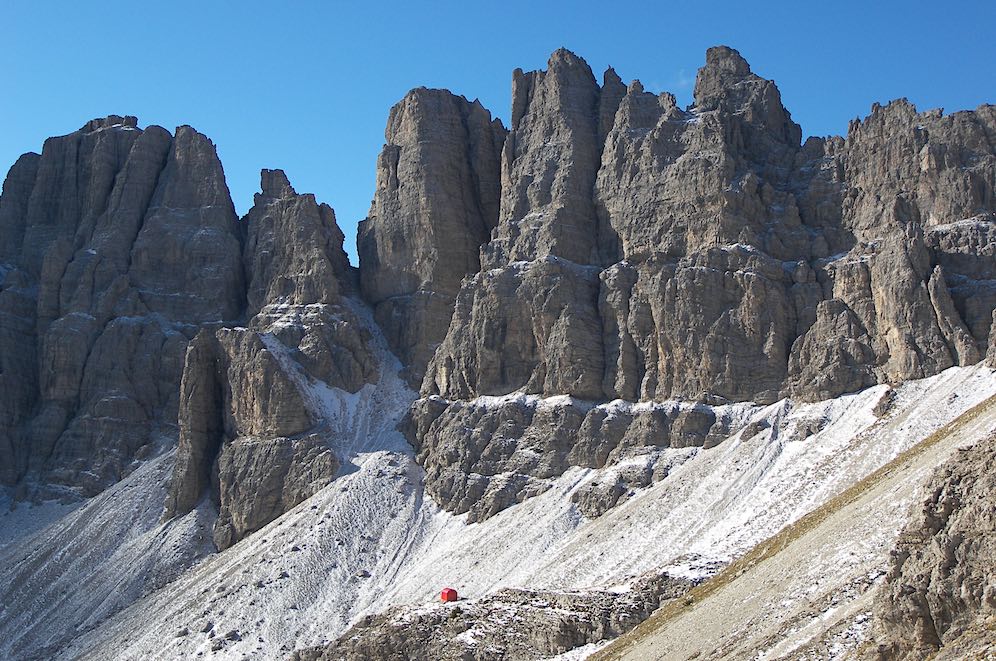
[2,1,994,262]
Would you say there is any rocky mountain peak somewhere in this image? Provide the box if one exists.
[599,67,628,145]
[243,168,351,314]
[693,44,754,109]
[486,47,606,268]
[510,48,599,132]
[693,44,801,148]
[259,168,296,199]
[358,86,505,385]
[79,114,139,132]
[705,44,752,75]
[547,46,597,83]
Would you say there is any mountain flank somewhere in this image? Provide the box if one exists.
[0,45,994,660]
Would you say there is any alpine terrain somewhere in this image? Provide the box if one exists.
[1,46,995,660]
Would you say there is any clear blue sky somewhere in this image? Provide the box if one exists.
[2,1,994,263]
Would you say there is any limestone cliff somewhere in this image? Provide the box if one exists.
[405,47,996,520]
[164,170,377,549]
[358,89,506,386]
[1,44,993,546]
[0,116,244,498]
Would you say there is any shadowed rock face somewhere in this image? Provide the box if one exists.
[0,126,375,549]
[0,116,245,497]
[358,88,506,386]
[164,169,377,550]
[406,46,996,520]
[872,432,996,660]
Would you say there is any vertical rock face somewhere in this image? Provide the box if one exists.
[423,257,605,401]
[128,125,246,321]
[872,432,996,659]
[0,116,244,497]
[422,50,619,405]
[358,88,506,385]
[590,47,809,405]
[0,154,41,486]
[483,48,608,267]
[1,45,994,550]
[162,329,225,518]
[406,47,996,521]
[600,46,804,261]
[789,101,996,396]
[244,169,375,393]
[164,169,377,549]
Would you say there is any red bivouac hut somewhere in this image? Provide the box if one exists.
[440,587,458,602]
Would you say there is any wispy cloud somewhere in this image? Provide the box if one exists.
[672,68,694,89]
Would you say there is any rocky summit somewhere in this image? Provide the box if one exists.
[0,117,245,498]
[407,46,996,522]
[1,46,995,661]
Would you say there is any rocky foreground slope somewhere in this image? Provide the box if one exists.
[1,45,995,660]
[871,426,996,659]
[589,393,996,661]
[23,363,989,661]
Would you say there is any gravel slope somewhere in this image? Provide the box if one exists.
[2,350,993,660]
[594,392,996,660]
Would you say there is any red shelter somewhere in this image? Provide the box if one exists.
[440,587,458,602]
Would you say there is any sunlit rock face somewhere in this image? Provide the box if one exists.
[164,169,377,550]
[406,47,996,520]
[1,45,993,535]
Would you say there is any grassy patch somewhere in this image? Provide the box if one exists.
[593,394,996,660]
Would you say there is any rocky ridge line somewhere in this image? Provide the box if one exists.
[361,46,996,521]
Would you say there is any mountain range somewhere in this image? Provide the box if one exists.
[1,45,994,660]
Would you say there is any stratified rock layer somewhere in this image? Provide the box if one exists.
[404,394,757,522]
[0,116,244,497]
[408,47,996,520]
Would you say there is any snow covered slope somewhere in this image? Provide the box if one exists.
[594,394,996,661]
[0,453,214,659]
[2,306,994,660]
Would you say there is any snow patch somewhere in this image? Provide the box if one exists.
[5,312,994,661]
